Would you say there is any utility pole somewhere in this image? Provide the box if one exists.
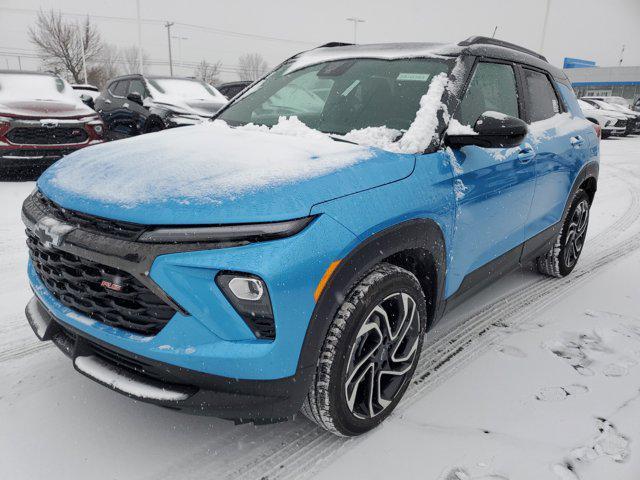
[17,55,22,70]
[539,0,552,55]
[136,0,144,74]
[345,17,365,44]
[619,44,626,66]
[165,21,174,76]
[78,22,88,83]
[491,26,498,38]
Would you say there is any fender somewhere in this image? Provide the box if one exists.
[295,218,447,378]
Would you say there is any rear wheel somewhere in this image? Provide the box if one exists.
[302,263,427,436]
[537,190,590,277]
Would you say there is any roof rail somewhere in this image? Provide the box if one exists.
[458,36,547,62]
[316,42,354,49]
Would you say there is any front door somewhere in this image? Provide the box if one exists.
[445,61,536,297]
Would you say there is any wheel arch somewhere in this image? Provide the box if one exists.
[296,218,447,376]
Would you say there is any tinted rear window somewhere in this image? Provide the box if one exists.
[523,69,560,122]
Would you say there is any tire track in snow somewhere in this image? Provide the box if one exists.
[234,164,640,480]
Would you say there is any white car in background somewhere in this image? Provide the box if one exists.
[583,95,630,108]
[577,99,627,138]
[581,98,639,135]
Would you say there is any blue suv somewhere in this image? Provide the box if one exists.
[23,37,599,436]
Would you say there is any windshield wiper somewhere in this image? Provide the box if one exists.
[328,135,358,145]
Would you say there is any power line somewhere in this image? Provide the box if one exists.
[0,6,315,45]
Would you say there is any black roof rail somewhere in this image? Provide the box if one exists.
[458,36,547,62]
[316,42,354,49]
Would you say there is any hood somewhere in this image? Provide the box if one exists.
[184,99,227,116]
[38,121,415,225]
[0,99,95,119]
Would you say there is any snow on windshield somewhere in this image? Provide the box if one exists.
[148,78,224,100]
[47,119,374,206]
[0,73,80,103]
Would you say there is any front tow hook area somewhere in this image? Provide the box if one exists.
[25,295,197,403]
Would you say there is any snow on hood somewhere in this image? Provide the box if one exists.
[39,117,417,224]
[148,92,226,117]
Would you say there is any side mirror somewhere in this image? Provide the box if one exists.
[127,92,144,106]
[79,93,94,109]
[445,111,528,149]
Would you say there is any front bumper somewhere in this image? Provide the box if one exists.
[26,296,305,422]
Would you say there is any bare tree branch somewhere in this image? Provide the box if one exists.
[194,59,222,85]
[28,9,103,83]
[121,45,149,75]
[237,53,268,81]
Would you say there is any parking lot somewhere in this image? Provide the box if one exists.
[2,135,640,479]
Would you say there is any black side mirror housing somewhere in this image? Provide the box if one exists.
[127,92,144,106]
[79,93,94,109]
[445,111,528,149]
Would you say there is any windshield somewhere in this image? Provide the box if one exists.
[0,73,79,103]
[148,78,224,100]
[218,57,452,135]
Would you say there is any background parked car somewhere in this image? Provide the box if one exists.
[217,80,252,100]
[94,75,227,139]
[0,70,104,177]
[577,99,627,138]
[581,97,640,135]
[583,95,631,108]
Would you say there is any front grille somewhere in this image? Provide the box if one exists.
[27,231,176,335]
[7,126,88,145]
[33,191,147,241]
[615,119,627,127]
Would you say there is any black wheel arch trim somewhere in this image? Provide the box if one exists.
[297,218,447,377]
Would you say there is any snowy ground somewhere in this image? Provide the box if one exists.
[1,137,640,480]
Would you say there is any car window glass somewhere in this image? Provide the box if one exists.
[128,79,146,97]
[113,80,128,97]
[261,71,333,116]
[455,62,519,126]
[523,68,560,122]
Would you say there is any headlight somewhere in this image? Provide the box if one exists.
[138,216,316,243]
[93,124,103,134]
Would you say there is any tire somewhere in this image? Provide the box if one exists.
[143,120,164,134]
[301,263,427,436]
[537,189,590,278]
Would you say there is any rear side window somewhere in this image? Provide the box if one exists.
[522,69,560,122]
[455,62,519,126]
[128,79,146,97]
[113,81,128,97]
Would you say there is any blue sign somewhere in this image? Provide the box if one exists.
[563,57,596,69]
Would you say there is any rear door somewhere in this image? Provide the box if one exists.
[445,60,537,297]
[520,67,593,244]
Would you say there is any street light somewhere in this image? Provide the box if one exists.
[346,17,365,44]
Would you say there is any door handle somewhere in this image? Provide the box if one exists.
[123,103,130,108]
[104,99,111,104]
[570,135,584,148]
[517,146,536,164]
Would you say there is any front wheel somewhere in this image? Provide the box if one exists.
[301,263,427,436]
[537,189,590,277]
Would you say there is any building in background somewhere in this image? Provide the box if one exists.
[564,63,640,107]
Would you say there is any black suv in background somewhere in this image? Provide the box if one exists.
[95,75,227,139]
[217,80,252,99]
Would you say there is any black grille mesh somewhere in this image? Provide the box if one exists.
[7,127,88,145]
[27,231,176,335]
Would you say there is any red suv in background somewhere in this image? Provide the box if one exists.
[0,70,104,177]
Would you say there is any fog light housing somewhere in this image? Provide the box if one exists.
[216,272,275,339]
[93,124,103,134]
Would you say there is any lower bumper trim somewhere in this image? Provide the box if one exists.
[25,295,309,423]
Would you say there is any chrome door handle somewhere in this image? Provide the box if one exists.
[123,103,130,108]
[104,99,111,104]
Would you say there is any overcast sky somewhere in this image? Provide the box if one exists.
[1,0,639,82]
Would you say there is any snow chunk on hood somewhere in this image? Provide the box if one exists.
[46,118,374,207]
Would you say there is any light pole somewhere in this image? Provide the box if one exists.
[346,17,365,44]
[539,0,552,55]
[78,22,88,84]
[165,21,174,75]
[136,0,144,74]
[171,35,188,72]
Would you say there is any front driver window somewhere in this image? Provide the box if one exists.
[455,62,519,126]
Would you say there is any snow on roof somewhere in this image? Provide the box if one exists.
[285,42,460,74]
